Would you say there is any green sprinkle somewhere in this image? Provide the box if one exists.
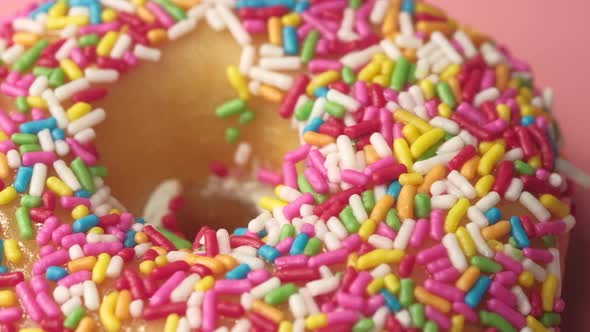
[349,0,362,9]
[12,40,48,72]
[11,133,38,145]
[541,235,556,248]
[301,30,320,64]
[16,207,34,240]
[386,209,401,231]
[157,227,192,249]
[49,68,65,87]
[19,144,42,154]
[216,99,246,118]
[414,193,431,218]
[470,255,502,273]
[342,66,356,85]
[71,157,95,193]
[294,100,314,121]
[78,34,100,47]
[64,307,86,329]
[540,312,561,327]
[153,0,186,20]
[362,190,375,212]
[239,110,255,125]
[423,320,439,332]
[225,127,240,144]
[407,62,417,85]
[324,100,345,118]
[89,166,108,178]
[436,81,456,108]
[409,303,426,328]
[303,237,321,256]
[297,174,326,203]
[279,224,296,241]
[514,160,534,175]
[479,310,516,332]
[352,318,374,332]
[339,206,360,233]
[33,66,53,77]
[399,278,414,307]
[20,195,41,209]
[16,96,30,113]
[504,245,524,261]
[264,283,298,305]
[390,57,410,91]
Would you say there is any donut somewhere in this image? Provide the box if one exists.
[0,0,587,331]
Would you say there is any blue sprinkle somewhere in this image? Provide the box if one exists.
[313,86,329,98]
[72,214,100,233]
[14,167,33,193]
[401,0,415,14]
[257,230,268,238]
[258,245,281,262]
[0,266,8,273]
[226,263,251,279]
[124,231,137,247]
[380,289,402,312]
[295,0,309,13]
[510,216,530,248]
[521,115,535,126]
[234,227,248,236]
[75,189,92,198]
[289,233,309,255]
[387,181,402,199]
[51,128,65,140]
[20,117,57,134]
[135,217,146,224]
[46,266,68,281]
[465,276,491,308]
[485,207,502,225]
[30,1,56,19]
[89,3,102,24]
[236,0,296,10]
[303,117,324,134]
[283,26,298,55]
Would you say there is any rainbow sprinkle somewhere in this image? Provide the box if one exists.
[0,0,586,331]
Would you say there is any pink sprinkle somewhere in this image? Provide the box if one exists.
[22,151,57,166]
[275,254,309,269]
[284,144,311,163]
[430,209,445,240]
[146,2,175,28]
[202,290,216,331]
[61,233,86,249]
[52,224,72,244]
[304,167,328,193]
[349,271,371,296]
[35,292,60,318]
[79,21,121,35]
[150,271,187,306]
[535,220,566,237]
[494,270,517,287]
[302,12,336,40]
[379,108,394,144]
[275,237,294,254]
[426,305,451,329]
[452,301,478,323]
[282,161,299,189]
[57,271,91,287]
[30,108,46,121]
[365,294,384,315]
[410,218,429,248]
[432,266,461,283]
[342,234,362,252]
[0,307,23,324]
[0,83,26,97]
[33,249,69,275]
[363,156,395,176]
[214,279,252,295]
[6,71,21,84]
[425,279,464,302]
[257,168,283,185]
[353,81,369,106]
[308,59,342,74]
[0,140,16,154]
[15,282,44,322]
[308,149,328,178]
[0,109,18,135]
[39,245,56,257]
[523,248,554,264]
[10,112,26,124]
[393,122,404,139]
[341,169,369,186]
[308,248,349,268]
[337,292,365,311]
[247,269,270,285]
[494,252,523,274]
[243,19,266,33]
[487,299,526,328]
[328,310,359,325]
[30,276,48,293]
[84,242,123,256]
[375,222,395,239]
[489,281,517,307]
[66,138,98,165]
[60,196,91,209]
[417,244,447,265]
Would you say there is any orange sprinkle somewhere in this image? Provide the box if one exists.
[496,64,510,91]
[147,29,168,45]
[381,2,399,36]
[170,0,201,9]
[447,76,462,105]
[364,145,380,165]
[370,195,395,221]
[215,254,238,271]
[75,317,96,332]
[137,6,156,24]
[184,254,225,275]
[268,17,282,46]
[414,286,451,313]
[134,231,148,244]
[460,156,480,180]
[259,84,285,103]
[115,290,132,321]
[13,32,40,46]
[0,153,9,179]
[303,132,336,147]
[456,266,481,292]
[252,300,285,322]
[397,184,417,220]
[68,256,97,272]
[481,220,511,240]
[416,21,454,36]
[418,165,447,194]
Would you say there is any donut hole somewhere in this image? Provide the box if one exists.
[93,26,299,236]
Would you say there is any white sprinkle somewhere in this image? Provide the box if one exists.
[370,0,390,24]
[473,87,500,107]
[519,191,550,222]
[38,129,55,152]
[106,255,124,278]
[522,258,547,282]
[1,44,24,64]
[393,219,416,250]
[327,89,360,112]
[442,233,468,271]
[238,45,255,74]
[100,0,136,13]
[53,159,81,191]
[395,309,412,328]
[133,44,161,62]
[259,56,302,71]
[307,276,339,296]
[475,191,500,212]
[83,280,99,310]
[504,178,523,202]
[248,66,294,90]
[555,158,590,188]
[109,33,132,59]
[68,244,84,260]
[447,170,477,199]
[431,194,458,210]
[215,3,251,45]
[289,293,307,319]
[129,299,144,318]
[368,234,394,249]
[563,214,576,232]
[74,128,96,144]
[29,76,48,96]
[85,68,119,83]
[61,296,81,316]
[299,288,319,315]
[6,150,21,169]
[503,148,524,161]
[466,222,494,257]
[230,319,251,332]
[168,17,197,41]
[512,285,531,315]
[467,206,488,228]
[431,117,460,135]
[453,30,477,59]
[29,163,47,197]
[171,274,200,303]
[42,90,68,128]
[431,31,463,64]
[66,108,105,135]
[216,229,231,254]
[13,18,44,34]
[53,285,70,304]
[340,45,383,69]
[55,78,90,102]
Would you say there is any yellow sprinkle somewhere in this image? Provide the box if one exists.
[0,154,8,180]
[450,314,465,332]
[445,198,470,233]
[496,104,511,122]
[60,59,84,80]
[154,255,168,267]
[394,110,433,133]
[438,102,453,118]
[164,314,180,332]
[19,329,44,332]
[399,173,424,186]
[487,239,504,252]
[346,252,358,267]
[102,8,118,22]
[99,292,120,332]
[372,75,389,87]
[358,62,381,82]
[259,196,287,211]
[541,273,558,312]
[278,320,293,332]
[419,79,436,100]
[518,271,535,288]
[92,253,110,284]
[393,138,414,171]
[478,143,505,176]
[195,275,215,291]
[528,155,542,169]
[402,123,421,144]
[381,59,395,78]
[440,63,461,81]
[185,254,225,275]
[139,260,156,275]
[49,1,68,17]
[475,175,495,197]
[526,315,550,332]
[305,313,328,330]
[67,102,92,121]
[88,227,104,235]
[0,187,18,205]
[226,65,250,100]
[306,70,340,95]
[358,219,378,241]
[0,131,8,142]
[0,290,16,307]
[4,239,23,264]
[384,274,400,294]
[281,13,301,26]
[455,226,476,257]
[26,96,47,109]
[367,277,385,295]
[46,176,73,197]
[96,31,119,57]
[539,194,570,219]
[357,249,404,270]
[72,204,90,220]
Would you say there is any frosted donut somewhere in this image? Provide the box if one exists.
[0,0,587,331]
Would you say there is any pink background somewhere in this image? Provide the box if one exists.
[1,0,589,328]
